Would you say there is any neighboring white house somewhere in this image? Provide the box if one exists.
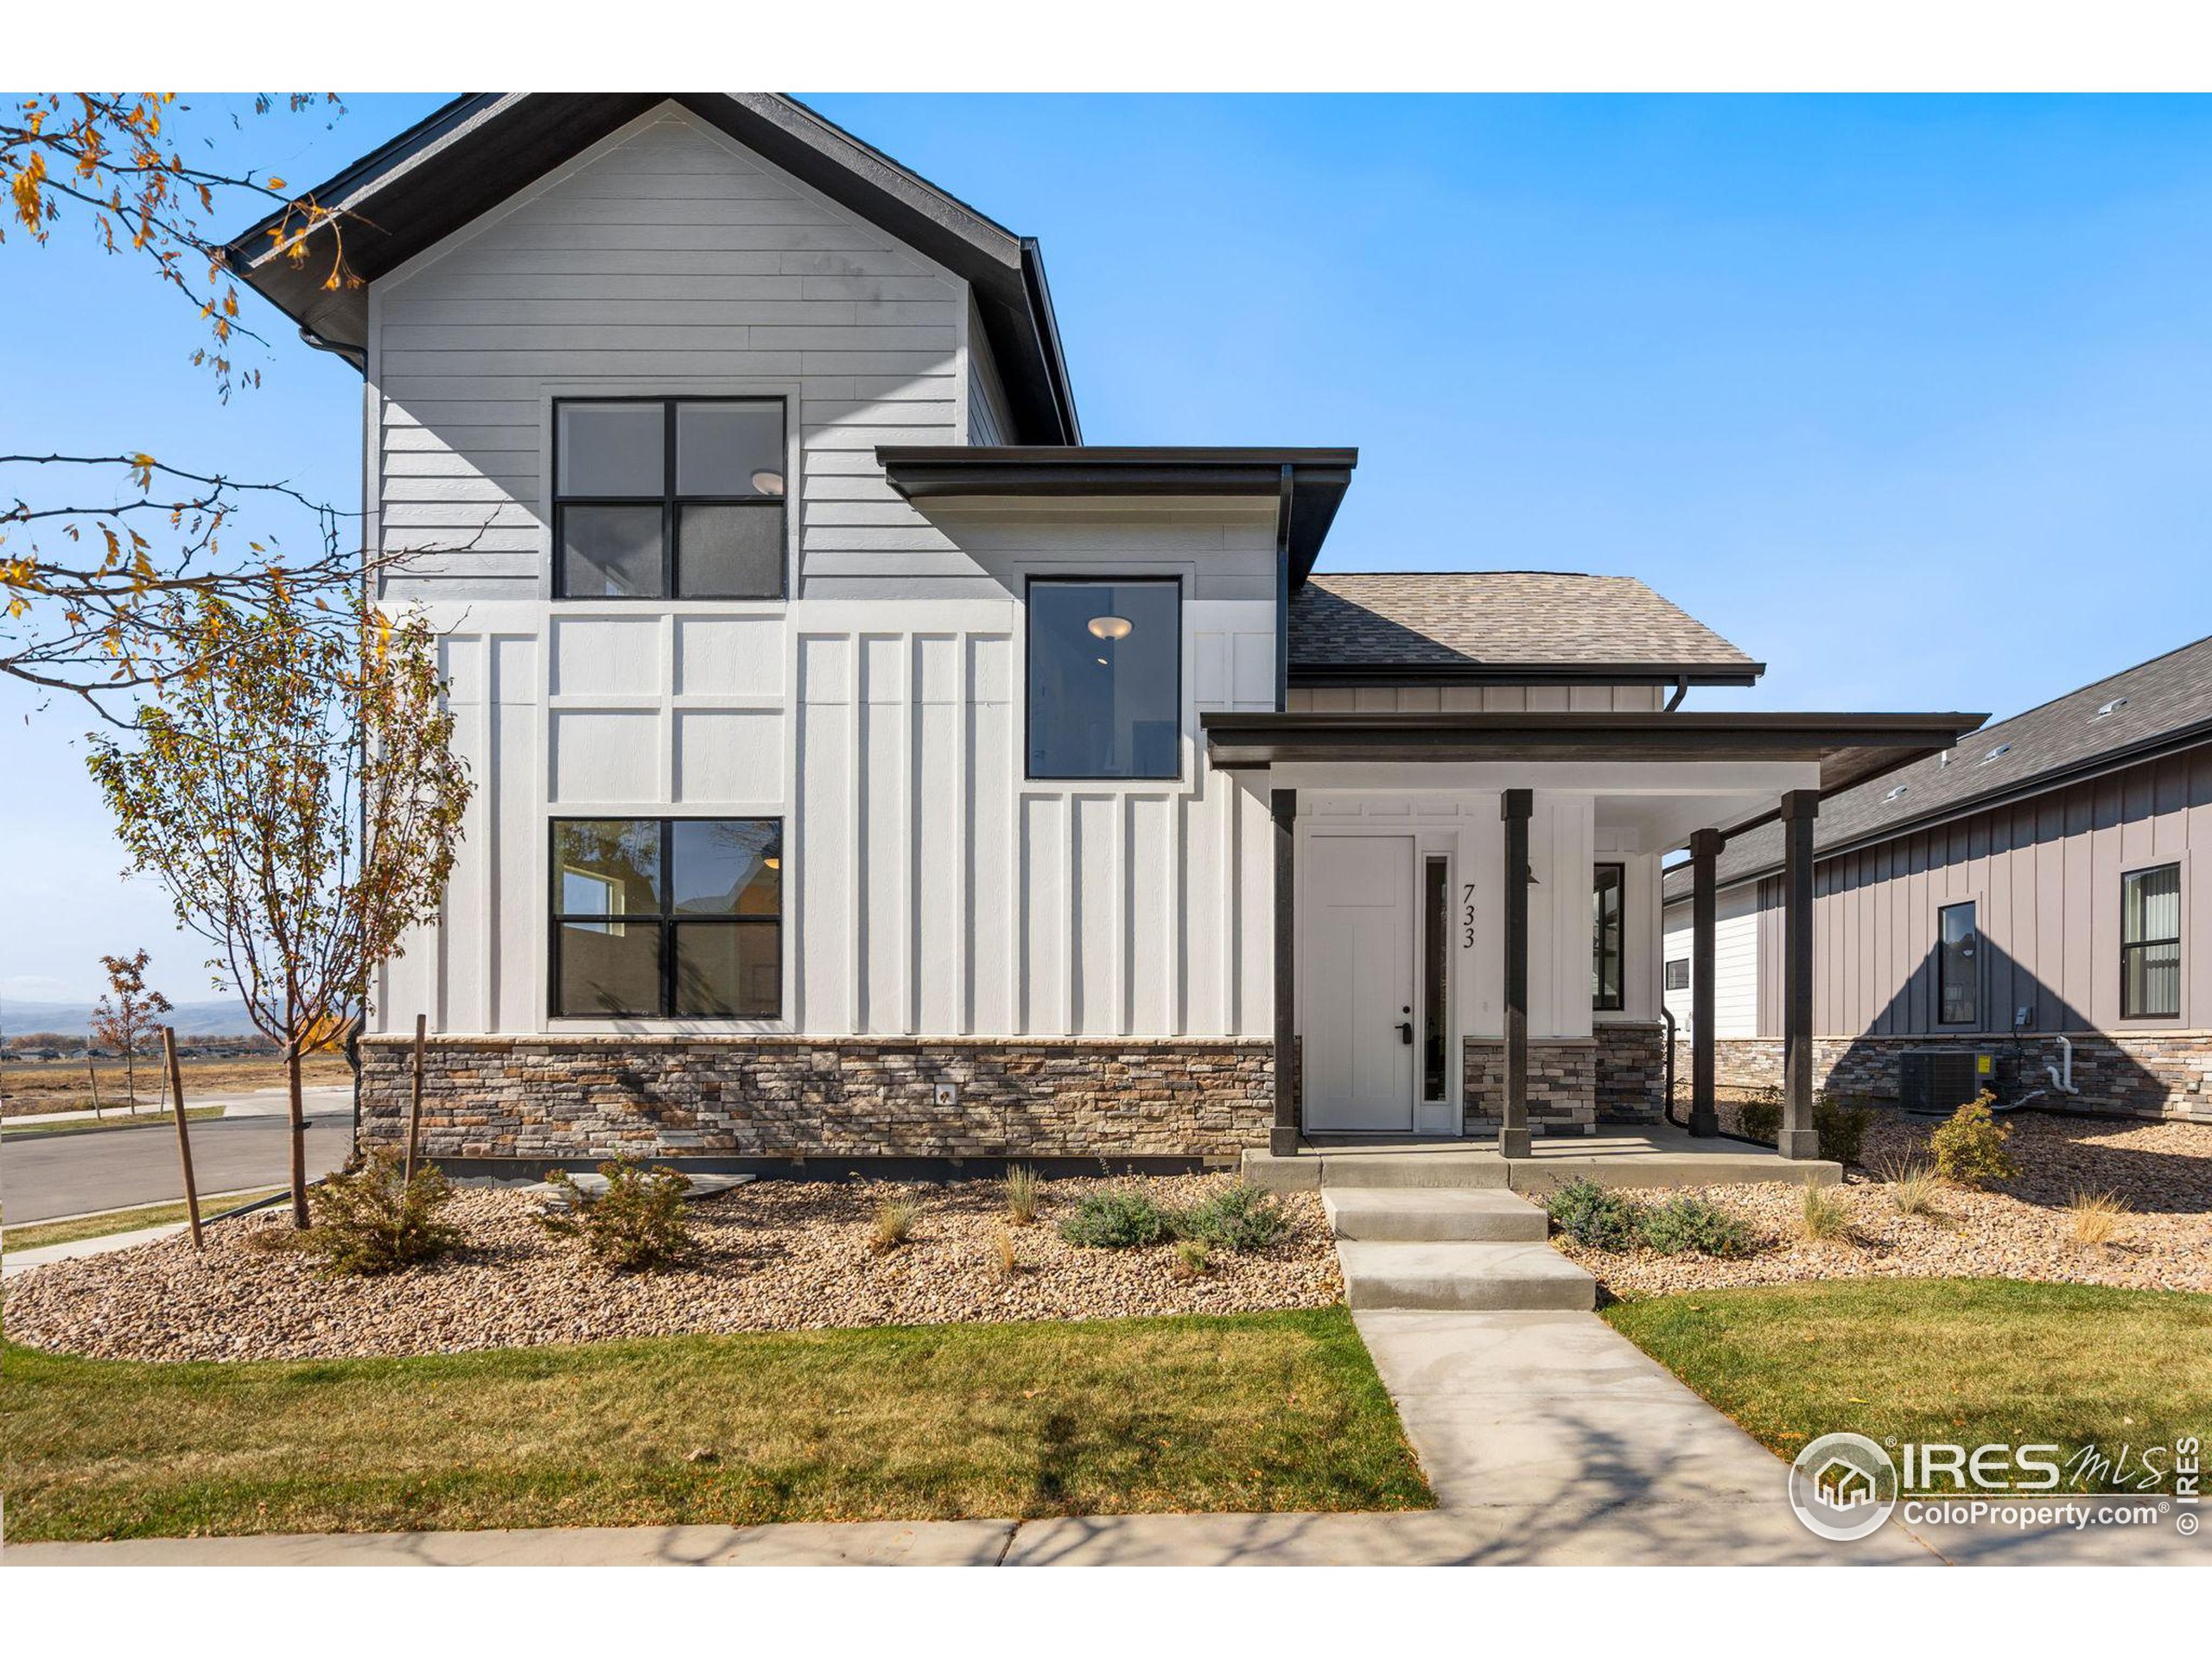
[226,93,1975,1168]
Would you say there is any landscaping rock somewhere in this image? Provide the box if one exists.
[4,1173,1339,1363]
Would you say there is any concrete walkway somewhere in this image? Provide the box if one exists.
[3,1222,189,1281]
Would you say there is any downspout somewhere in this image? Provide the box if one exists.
[1664,674,1689,712]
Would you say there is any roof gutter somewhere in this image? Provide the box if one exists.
[1287,661,1766,689]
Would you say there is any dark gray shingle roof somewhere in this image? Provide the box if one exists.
[1288,571,1760,677]
[1662,633,2212,903]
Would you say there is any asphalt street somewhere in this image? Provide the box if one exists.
[2,1087,354,1224]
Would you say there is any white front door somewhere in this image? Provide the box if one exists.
[1302,835,1416,1133]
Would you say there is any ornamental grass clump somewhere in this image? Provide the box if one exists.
[1002,1164,1039,1228]
[538,1158,692,1271]
[1546,1179,1647,1251]
[1879,1154,1946,1221]
[1638,1195,1755,1258]
[1058,1190,1171,1249]
[1795,1179,1854,1243]
[1172,1183,1290,1254]
[303,1148,461,1275]
[2069,1189,2130,1248]
[1929,1094,2017,1190]
[870,1197,918,1255]
[1172,1238,1211,1281]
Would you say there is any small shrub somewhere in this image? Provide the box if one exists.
[1172,1238,1211,1280]
[870,1196,918,1254]
[302,1148,461,1275]
[1639,1195,1755,1257]
[1795,1179,1854,1243]
[538,1158,692,1271]
[1929,1094,2017,1189]
[993,1226,1020,1276]
[1546,1179,1648,1250]
[1815,1096,1876,1166]
[1879,1154,1945,1219]
[2069,1189,2130,1247]
[1058,1189,1171,1249]
[1173,1183,1290,1254]
[1733,1088,1783,1145]
[1003,1164,1039,1228]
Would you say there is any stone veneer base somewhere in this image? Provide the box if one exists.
[359,1035,1274,1163]
[1669,1031,2212,1124]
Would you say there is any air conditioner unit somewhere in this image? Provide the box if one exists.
[1897,1050,1986,1116]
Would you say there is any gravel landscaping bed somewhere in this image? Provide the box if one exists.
[3,1172,1339,1363]
[1556,1109,2212,1300]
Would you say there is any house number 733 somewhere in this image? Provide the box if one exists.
[1461,883,1477,949]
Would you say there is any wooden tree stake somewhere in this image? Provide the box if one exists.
[404,1014,427,1186]
[86,1053,102,1119]
[163,1026,203,1251]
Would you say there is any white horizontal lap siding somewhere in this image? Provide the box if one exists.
[1658,885,1762,1039]
[372,104,966,604]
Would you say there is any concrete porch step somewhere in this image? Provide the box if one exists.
[1313,1148,1512,1190]
[1337,1240,1596,1312]
[1324,1188,1549,1243]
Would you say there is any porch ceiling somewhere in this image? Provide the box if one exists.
[1200,709,1985,797]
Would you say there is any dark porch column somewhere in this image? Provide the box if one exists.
[1270,787,1299,1157]
[1779,789,1821,1160]
[1499,788,1533,1160]
[1688,827,1722,1138]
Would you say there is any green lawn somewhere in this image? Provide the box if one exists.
[0,1307,1431,1541]
[1607,1278,2212,1482]
[3,1189,287,1255]
[0,1106,225,1141]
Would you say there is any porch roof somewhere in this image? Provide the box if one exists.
[1199,709,1985,797]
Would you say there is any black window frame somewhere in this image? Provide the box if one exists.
[549,817,784,1020]
[1936,899,1979,1027]
[550,397,788,601]
[1022,574,1185,783]
[2120,861,2183,1020]
[1663,957,1690,993]
[1592,862,1626,1013]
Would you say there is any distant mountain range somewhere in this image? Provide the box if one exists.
[0,998,264,1039]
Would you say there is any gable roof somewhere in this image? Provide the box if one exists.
[1287,571,1764,685]
[1662,632,2212,903]
[222,92,1079,443]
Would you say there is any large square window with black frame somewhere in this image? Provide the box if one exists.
[551,819,782,1018]
[553,399,786,599]
[1937,899,1979,1026]
[1026,579,1181,779]
[2121,863,2182,1019]
[1592,863,1625,1012]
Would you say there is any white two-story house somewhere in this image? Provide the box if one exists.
[227,94,1980,1171]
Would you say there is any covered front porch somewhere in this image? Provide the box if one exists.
[1204,708,1979,1185]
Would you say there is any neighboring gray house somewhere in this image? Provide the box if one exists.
[1662,635,2212,1122]
[224,92,1975,1171]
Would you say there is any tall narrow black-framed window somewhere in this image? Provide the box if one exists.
[1025,578,1181,779]
[553,398,786,599]
[1421,855,1449,1103]
[1663,957,1690,992]
[1592,863,1625,1012]
[2121,863,2182,1019]
[550,818,782,1018]
[1937,900,1979,1026]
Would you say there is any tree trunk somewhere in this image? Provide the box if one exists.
[124,1046,137,1115]
[287,991,309,1229]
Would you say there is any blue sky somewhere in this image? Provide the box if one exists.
[5,92,2210,1005]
